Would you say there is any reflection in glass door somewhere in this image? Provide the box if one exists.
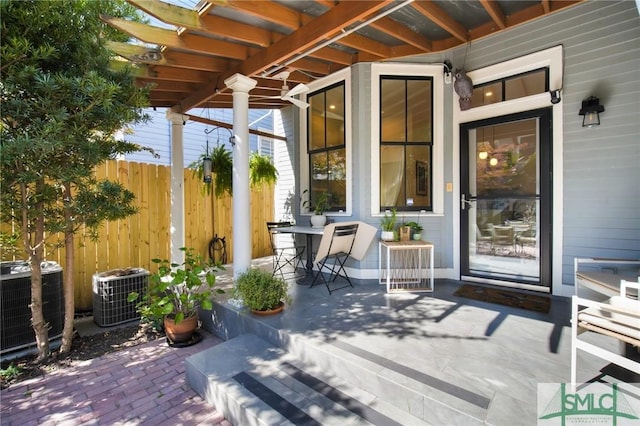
[460,109,551,289]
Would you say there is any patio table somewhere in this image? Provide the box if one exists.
[275,225,324,271]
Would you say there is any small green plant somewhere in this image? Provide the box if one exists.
[404,221,423,232]
[128,247,224,326]
[233,268,291,311]
[380,208,397,232]
[302,190,331,215]
[0,364,22,381]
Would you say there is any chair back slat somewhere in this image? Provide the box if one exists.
[266,221,293,250]
[328,224,359,256]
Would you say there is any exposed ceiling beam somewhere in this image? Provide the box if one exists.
[238,0,395,78]
[186,114,287,141]
[176,0,394,112]
[106,41,233,72]
[137,79,199,92]
[129,0,275,48]
[221,0,390,63]
[479,0,506,30]
[412,1,469,43]
[337,32,390,58]
[541,0,551,14]
[128,0,199,28]
[221,0,304,31]
[100,16,253,60]
[369,16,433,52]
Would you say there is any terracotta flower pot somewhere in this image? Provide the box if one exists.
[164,315,198,343]
[250,301,285,316]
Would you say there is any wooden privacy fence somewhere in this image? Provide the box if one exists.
[2,159,274,311]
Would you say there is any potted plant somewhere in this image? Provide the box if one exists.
[128,247,223,344]
[404,221,424,240]
[302,190,330,228]
[189,148,278,197]
[380,209,397,241]
[233,268,291,315]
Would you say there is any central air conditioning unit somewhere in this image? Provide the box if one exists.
[92,268,149,327]
[1,261,64,358]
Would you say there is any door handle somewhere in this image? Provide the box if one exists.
[461,194,474,210]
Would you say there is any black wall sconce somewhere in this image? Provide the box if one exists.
[550,89,561,104]
[578,96,605,127]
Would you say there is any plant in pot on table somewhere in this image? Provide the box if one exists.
[233,268,292,315]
[128,247,224,345]
[404,221,424,240]
[302,190,331,228]
[380,208,397,241]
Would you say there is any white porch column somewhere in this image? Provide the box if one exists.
[166,111,189,264]
[224,74,257,278]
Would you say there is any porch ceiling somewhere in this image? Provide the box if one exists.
[104,0,583,114]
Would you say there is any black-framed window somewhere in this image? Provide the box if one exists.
[379,76,433,211]
[307,81,345,211]
[470,68,548,108]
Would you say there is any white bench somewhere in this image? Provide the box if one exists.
[574,257,639,298]
[571,279,640,387]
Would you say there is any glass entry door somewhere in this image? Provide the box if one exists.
[460,109,552,289]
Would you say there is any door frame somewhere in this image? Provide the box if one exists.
[450,46,565,295]
[459,108,553,290]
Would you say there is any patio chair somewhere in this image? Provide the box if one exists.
[491,225,515,250]
[570,279,640,388]
[310,223,359,294]
[267,221,305,280]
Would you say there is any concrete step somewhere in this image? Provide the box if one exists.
[197,301,492,425]
[186,333,432,426]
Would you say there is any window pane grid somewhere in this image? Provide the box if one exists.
[471,68,548,108]
[380,76,433,211]
[307,82,346,212]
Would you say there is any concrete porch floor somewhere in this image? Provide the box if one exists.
[3,258,636,425]
[192,258,640,425]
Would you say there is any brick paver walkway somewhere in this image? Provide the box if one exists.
[1,330,230,425]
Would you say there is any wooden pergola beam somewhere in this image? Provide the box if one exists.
[185,114,287,141]
[479,0,507,30]
[412,1,469,43]
[100,16,252,60]
[176,0,394,112]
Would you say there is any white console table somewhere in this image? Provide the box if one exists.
[379,240,434,293]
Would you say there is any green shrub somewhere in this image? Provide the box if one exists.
[233,268,291,311]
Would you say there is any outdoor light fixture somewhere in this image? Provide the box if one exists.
[578,96,605,127]
[443,60,453,85]
[202,156,212,183]
[202,131,212,184]
[550,89,561,104]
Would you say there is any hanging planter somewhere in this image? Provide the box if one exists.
[189,147,277,197]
